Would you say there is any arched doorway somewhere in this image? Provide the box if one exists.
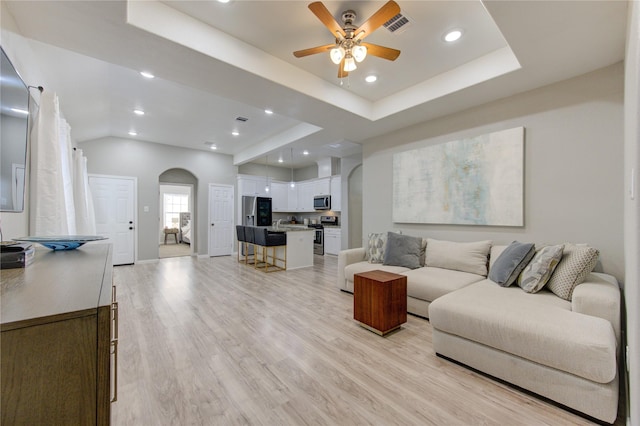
[348,164,363,248]
[159,168,197,259]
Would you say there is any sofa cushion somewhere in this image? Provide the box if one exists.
[429,280,617,384]
[366,233,387,263]
[403,267,484,303]
[383,232,422,269]
[518,244,564,293]
[488,241,536,287]
[426,239,492,276]
[547,244,599,300]
[344,261,410,283]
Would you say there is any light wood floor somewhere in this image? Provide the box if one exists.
[111,255,620,425]
[158,242,191,259]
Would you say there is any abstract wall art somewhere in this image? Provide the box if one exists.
[392,127,524,226]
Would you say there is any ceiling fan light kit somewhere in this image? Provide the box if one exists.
[330,46,345,64]
[343,56,357,72]
[352,45,367,62]
[293,1,401,78]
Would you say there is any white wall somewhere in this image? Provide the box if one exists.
[624,2,640,424]
[362,63,624,281]
[80,136,236,260]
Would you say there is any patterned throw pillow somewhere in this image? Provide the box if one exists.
[517,244,564,293]
[546,244,599,300]
[366,233,387,264]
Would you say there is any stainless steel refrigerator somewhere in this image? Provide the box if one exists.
[241,196,272,255]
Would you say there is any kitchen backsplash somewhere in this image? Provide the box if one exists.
[273,212,340,225]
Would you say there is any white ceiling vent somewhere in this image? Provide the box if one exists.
[383,13,411,35]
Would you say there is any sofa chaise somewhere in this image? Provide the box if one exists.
[337,233,621,423]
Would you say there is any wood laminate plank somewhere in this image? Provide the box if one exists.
[110,255,623,425]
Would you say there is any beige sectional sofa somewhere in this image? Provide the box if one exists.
[337,236,621,423]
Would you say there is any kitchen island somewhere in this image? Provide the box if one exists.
[264,226,314,270]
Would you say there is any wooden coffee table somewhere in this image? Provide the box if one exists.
[353,270,407,336]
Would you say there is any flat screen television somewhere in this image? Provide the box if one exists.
[0,46,29,212]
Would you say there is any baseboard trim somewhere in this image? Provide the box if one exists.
[136,259,159,264]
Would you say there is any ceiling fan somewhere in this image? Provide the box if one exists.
[293,1,401,78]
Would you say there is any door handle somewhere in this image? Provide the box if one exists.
[129,227,134,230]
[129,221,133,224]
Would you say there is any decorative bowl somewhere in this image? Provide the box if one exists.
[14,235,107,251]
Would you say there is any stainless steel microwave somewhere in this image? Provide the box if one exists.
[313,195,331,210]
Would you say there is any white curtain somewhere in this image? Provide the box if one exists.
[73,148,96,235]
[30,91,96,235]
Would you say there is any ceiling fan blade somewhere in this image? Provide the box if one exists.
[338,58,349,78]
[361,42,401,61]
[355,0,401,39]
[293,44,336,58]
[308,2,346,38]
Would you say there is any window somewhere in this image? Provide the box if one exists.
[164,193,188,229]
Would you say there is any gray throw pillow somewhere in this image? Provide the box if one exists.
[382,232,422,269]
[488,241,536,287]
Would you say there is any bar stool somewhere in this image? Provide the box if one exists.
[243,226,256,265]
[253,228,287,272]
[236,225,246,263]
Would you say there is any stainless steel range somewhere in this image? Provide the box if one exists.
[308,216,338,255]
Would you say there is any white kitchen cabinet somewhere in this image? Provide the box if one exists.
[314,177,331,196]
[270,182,288,212]
[287,184,298,211]
[330,176,341,211]
[324,227,341,255]
[296,181,314,212]
[238,175,268,197]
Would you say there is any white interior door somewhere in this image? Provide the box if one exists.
[208,184,234,257]
[89,175,136,265]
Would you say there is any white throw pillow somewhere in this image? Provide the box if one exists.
[425,239,492,276]
[546,243,599,300]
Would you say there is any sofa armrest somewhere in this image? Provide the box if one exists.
[572,272,621,345]
[337,248,366,290]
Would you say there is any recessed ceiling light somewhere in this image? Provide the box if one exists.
[278,158,283,163]
[264,109,273,115]
[210,144,217,150]
[365,75,377,83]
[444,30,463,43]
[232,131,239,136]
[133,109,145,115]
[218,0,230,3]
[139,71,154,79]
[303,150,309,156]
[128,131,137,136]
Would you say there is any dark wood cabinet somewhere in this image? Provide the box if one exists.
[1,244,116,425]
